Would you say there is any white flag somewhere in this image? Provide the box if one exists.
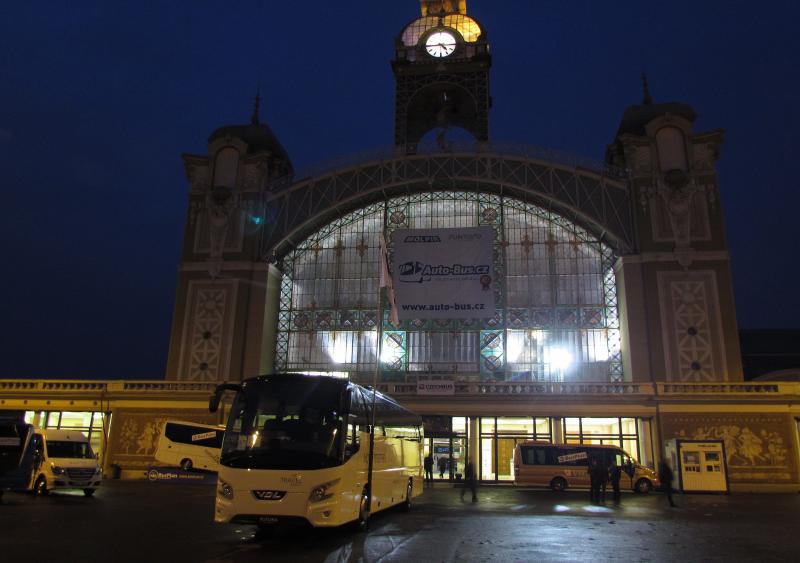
[379,232,400,327]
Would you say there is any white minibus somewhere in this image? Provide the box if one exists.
[154,420,224,471]
[514,441,660,493]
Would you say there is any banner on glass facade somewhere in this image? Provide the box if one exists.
[391,226,494,319]
[417,379,455,395]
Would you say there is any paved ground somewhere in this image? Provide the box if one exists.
[1,481,798,562]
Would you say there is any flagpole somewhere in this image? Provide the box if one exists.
[366,229,389,528]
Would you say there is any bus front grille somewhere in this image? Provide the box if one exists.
[252,490,286,500]
[66,468,94,481]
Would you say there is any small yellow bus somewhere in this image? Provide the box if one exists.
[514,441,660,493]
[209,374,424,531]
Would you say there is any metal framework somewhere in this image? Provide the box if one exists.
[259,149,633,262]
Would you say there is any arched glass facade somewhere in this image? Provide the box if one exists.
[275,192,622,382]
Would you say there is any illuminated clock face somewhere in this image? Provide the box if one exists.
[425,31,457,58]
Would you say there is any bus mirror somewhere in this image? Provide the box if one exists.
[209,383,242,413]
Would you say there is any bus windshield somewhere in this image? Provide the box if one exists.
[1,422,30,474]
[220,377,346,470]
[47,440,94,459]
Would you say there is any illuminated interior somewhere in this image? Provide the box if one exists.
[401,14,482,46]
[275,192,622,383]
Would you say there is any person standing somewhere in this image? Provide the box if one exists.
[658,458,676,507]
[588,457,600,503]
[460,460,478,502]
[438,456,448,479]
[609,459,622,504]
[424,454,434,483]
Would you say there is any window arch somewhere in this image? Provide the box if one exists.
[213,147,239,188]
[656,127,688,172]
[274,192,622,383]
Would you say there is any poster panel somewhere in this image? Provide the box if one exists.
[391,226,494,319]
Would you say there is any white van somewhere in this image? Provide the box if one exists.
[26,429,102,496]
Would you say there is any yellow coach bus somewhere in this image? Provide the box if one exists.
[209,374,424,531]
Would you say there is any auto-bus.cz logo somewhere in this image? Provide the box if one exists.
[398,261,490,283]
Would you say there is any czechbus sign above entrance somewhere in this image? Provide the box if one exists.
[391,226,495,319]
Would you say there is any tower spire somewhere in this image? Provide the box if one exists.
[641,72,653,105]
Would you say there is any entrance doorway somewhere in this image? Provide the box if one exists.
[427,436,468,481]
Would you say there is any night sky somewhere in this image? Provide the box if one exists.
[2,1,799,380]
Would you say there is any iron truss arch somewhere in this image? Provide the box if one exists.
[259,150,633,261]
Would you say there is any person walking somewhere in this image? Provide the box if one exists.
[424,454,434,483]
[658,458,676,507]
[609,459,622,504]
[438,456,448,479]
[460,460,478,502]
[588,457,600,503]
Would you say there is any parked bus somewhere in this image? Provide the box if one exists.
[0,418,35,501]
[7,428,102,497]
[514,441,660,493]
[154,420,224,471]
[209,374,424,530]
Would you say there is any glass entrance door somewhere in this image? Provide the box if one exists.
[432,438,451,480]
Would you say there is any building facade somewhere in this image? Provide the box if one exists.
[2,1,799,490]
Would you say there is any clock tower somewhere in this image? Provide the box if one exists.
[393,1,491,153]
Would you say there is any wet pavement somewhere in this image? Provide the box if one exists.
[1,480,797,562]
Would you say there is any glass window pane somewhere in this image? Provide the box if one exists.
[480,417,495,435]
[480,437,494,480]
[496,417,533,436]
[534,418,551,440]
[59,412,92,429]
[563,417,580,434]
[620,418,637,435]
[452,417,467,434]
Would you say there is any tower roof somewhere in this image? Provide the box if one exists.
[615,77,696,136]
[616,102,697,136]
[208,122,292,164]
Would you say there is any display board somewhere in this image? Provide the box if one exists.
[664,439,729,493]
[391,226,495,319]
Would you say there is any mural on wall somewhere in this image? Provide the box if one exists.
[109,409,218,470]
[663,413,796,483]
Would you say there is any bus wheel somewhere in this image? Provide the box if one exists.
[550,477,567,492]
[180,458,193,471]
[402,480,413,512]
[34,476,48,496]
[356,489,370,532]
[83,488,96,497]
[635,479,652,494]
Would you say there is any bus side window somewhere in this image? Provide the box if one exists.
[345,418,360,459]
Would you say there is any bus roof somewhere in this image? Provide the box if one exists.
[516,441,625,450]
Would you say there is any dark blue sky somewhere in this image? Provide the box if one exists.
[2,1,799,379]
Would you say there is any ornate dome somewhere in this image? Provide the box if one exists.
[400,13,484,46]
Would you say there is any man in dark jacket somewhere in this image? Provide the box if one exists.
[460,460,478,502]
[588,457,601,503]
[609,459,622,503]
[424,455,434,483]
[658,458,676,507]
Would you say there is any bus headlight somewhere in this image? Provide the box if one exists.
[218,479,234,500]
[51,464,65,476]
[309,479,339,503]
